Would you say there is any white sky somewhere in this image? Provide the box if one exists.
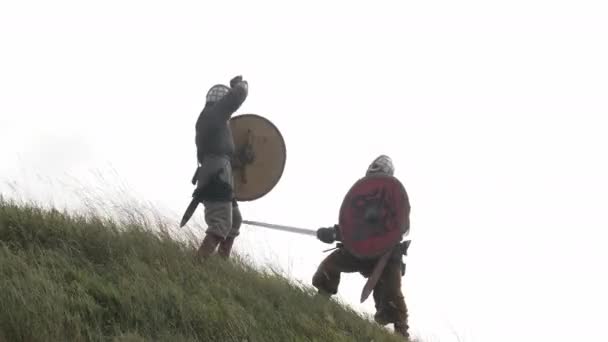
[1,1,608,341]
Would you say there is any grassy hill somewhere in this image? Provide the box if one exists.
[0,198,408,342]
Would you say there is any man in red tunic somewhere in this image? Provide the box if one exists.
[312,155,411,339]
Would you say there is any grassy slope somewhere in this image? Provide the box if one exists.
[0,199,406,342]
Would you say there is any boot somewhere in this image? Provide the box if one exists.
[197,233,222,259]
[373,309,391,326]
[394,321,410,340]
[217,236,235,259]
[315,288,333,299]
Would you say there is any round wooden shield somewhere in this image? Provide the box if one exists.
[338,174,410,259]
[230,114,286,201]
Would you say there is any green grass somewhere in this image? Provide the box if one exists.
[0,197,407,342]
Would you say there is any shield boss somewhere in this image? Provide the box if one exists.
[338,174,410,259]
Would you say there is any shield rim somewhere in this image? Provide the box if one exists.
[230,113,287,202]
[338,174,409,259]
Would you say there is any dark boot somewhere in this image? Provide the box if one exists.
[197,233,222,259]
[315,288,333,299]
[217,236,235,259]
[374,309,391,325]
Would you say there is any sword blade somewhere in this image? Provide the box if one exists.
[179,198,199,228]
[360,248,393,303]
[242,220,317,237]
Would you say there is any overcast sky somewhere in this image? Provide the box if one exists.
[1,1,608,341]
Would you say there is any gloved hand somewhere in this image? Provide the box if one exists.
[230,75,244,87]
[316,227,337,244]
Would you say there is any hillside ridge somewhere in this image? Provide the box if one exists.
[0,198,408,342]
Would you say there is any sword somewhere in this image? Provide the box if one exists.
[243,220,343,252]
[360,248,394,303]
[179,198,199,228]
[180,164,200,228]
[244,218,411,304]
[242,220,317,236]
[360,240,411,303]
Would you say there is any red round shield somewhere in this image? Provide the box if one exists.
[338,174,410,259]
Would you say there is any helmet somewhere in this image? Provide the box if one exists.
[366,155,394,176]
[206,84,230,104]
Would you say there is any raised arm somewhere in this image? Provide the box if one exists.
[213,76,249,121]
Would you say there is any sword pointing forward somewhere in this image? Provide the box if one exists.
[242,220,317,236]
[244,219,411,304]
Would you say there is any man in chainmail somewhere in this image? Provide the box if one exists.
[312,155,411,339]
[192,75,248,259]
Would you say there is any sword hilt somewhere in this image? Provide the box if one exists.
[191,165,200,185]
[322,242,343,253]
[399,240,411,256]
